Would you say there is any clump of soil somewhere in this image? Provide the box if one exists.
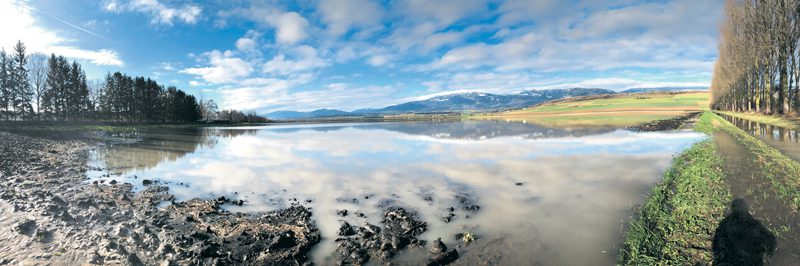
[334,207,429,264]
[0,131,319,265]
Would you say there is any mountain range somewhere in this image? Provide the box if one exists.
[266,87,707,120]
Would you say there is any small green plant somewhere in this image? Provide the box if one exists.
[462,231,475,243]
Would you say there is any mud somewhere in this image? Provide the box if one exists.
[0,131,319,265]
[633,112,700,132]
[333,207,429,264]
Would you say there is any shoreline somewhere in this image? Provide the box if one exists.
[0,131,320,265]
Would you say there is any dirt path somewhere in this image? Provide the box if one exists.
[713,130,800,264]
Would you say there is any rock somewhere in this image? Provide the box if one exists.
[515,182,523,186]
[338,222,356,236]
[430,238,446,253]
[336,209,348,217]
[426,249,458,266]
[142,179,153,186]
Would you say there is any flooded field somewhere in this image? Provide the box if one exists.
[721,115,800,161]
[86,120,703,265]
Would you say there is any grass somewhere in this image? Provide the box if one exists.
[715,110,800,130]
[620,113,731,264]
[503,113,678,127]
[474,92,709,127]
[621,111,800,265]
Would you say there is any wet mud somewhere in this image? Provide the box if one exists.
[0,131,319,265]
[713,130,800,264]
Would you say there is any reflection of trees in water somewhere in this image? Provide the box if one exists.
[723,115,800,143]
[712,199,776,266]
[269,120,616,140]
[98,127,258,174]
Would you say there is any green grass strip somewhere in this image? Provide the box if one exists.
[620,112,731,265]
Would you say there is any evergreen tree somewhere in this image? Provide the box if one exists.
[11,41,32,120]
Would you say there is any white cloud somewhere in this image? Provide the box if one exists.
[221,5,310,45]
[235,37,256,52]
[318,0,384,38]
[425,0,721,73]
[188,80,206,86]
[497,0,567,25]
[49,47,124,66]
[179,50,253,84]
[367,54,391,67]
[263,45,328,75]
[0,0,123,66]
[393,0,487,27]
[273,12,309,44]
[104,0,202,25]
[221,82,399,113]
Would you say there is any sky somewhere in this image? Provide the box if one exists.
[0,0,722,113]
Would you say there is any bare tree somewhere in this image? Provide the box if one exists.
[711,0,800,116]
[87,79,104,110]
[28,53,47,117]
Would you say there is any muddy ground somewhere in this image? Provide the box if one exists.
[0,130,469,265]
[633,112,700,132]
[0,131,322,265]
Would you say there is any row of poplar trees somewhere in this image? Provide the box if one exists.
[711,0,800,115]
[0,40,201,122]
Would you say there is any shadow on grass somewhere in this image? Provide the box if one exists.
[712,199,777,266]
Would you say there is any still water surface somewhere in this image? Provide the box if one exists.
[721,114,800,162]
[86,120,703,265]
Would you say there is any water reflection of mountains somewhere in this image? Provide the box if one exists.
[270,120,616,140]
[96,121,613,175]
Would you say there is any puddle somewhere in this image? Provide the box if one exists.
[85,120,703,264]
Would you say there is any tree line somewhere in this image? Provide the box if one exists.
[711,0,800,115]
[0,40,266,123]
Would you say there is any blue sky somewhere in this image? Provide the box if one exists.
[0,0,722,113]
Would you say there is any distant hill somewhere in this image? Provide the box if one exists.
[265,87,702,120]
[353,88,616,115]
[620,87,708,94]
[267,109,352,119]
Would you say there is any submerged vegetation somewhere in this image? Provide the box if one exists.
[475,92,708,127]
